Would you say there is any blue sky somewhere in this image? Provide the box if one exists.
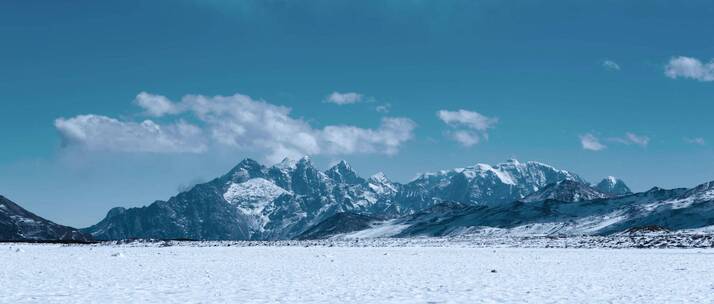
[1,0,713,227]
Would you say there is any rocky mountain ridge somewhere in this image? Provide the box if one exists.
[84,158,603,240]
[301,179,714,239]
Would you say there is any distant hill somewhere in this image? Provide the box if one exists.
[0,195,92,242]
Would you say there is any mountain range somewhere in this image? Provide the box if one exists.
[83,157,639,240]
[301,182,714,239]
[2,157,713,241]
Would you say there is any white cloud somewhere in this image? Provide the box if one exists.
[602,60,621,71]
[437,109,498,131]
[375,103,391,113]
[321,117,416,156]
[665,56,714,82]
[449,130,480,147]
[685,137,706,145]
[437,109,497,147]
[610,132,650,147]
[55,115,206,153]
[180,94,323,162]
[436,110,498,147]
[325,91,363,105]
[55,92,416,163]
[580,133,606,151]
[134,91,180,116]
[624,132,649,147]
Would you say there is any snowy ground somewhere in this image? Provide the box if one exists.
[2,243,714,303]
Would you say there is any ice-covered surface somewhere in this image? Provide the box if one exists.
[2,241,714,304]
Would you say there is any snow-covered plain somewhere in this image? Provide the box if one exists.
[2,242,714,303]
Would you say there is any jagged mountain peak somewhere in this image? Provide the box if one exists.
[326,160,352,173]
[294,157,321,174]
[369,172,390,183]
[366,172,398,197]
[271,156,315,172]
[298,155,313,165]
[236,158,262,168]
[326,160,364,185]
[275,157,299,170]
[522,179,609,203]
[224,158,266,183]
[595,176,631,195]
[336,159,351,168]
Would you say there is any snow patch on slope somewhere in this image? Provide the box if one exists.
[368,172,397,195]
[468,164,516,185]
[223,178,289,215]
[339,220,411,239]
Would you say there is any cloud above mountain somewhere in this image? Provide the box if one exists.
[134,92,181,117]
[55,92,416,163]
[665,56,714,82]
[437,109,498,147]
[580,133,606,151]
[580,132,650,151]
[55,115,206,153]
[610,132,650,147]
[324,91,363,105]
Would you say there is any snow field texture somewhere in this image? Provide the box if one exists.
[2,244,714,303]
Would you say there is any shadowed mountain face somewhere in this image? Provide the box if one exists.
[301,180,714,240]
[83,157,714,241]
[296,212,380,240]
[85,158,591,240]
[396,183,712,237]
[521,179,611,203]
[0,195,92,242]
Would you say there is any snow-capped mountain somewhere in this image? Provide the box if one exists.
[395,159,585,212]
[85,157,393,240]
[85,158,584,240]
[595,176,632,196]
[326,160,366,185]
[0,195,92,241]
[301,179,714,239]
